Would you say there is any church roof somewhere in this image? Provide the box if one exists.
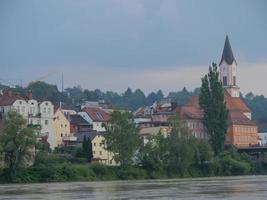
[219,35,236,66]
[224,91,251,112]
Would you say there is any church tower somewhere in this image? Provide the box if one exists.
[219,35,240,97]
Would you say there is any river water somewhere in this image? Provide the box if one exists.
[0,176,267,199]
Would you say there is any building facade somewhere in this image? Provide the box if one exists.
[54,108,71,147]
[0,90,56,149]
[78,107,110,132]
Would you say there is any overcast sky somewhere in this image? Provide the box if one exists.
[0,0,266,95]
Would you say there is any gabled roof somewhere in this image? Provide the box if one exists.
[82,107,110,122]
[224,92,250,112]
[0,90,25,106]
[69,114,90,125]
[228,110,257,126]
[219,35,236,66]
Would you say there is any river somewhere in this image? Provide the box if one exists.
[0,176,267,199]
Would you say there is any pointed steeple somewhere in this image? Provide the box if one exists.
[219,35,236,66]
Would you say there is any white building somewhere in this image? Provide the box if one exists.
[0,90,56,149]
[78,107,110,132]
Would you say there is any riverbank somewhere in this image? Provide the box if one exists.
[1,151,267,184]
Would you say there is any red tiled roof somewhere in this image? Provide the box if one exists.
[228,110,257,126]
[176,105,203,120]
[82,107,110,122]
[0,90,25,106]
[224,92,250,112]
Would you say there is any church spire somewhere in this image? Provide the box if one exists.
[219,35,236,66]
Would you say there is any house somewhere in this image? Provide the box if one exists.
[176,97,208,139]
[78,107,110,132]
[139,126,170,144]
[0,90,56,149]
[75,132,118,166]
[53,107,71,147]
[91,133,118,166]
[69,114,93,134]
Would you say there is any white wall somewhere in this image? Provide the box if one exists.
[40,101,56,149]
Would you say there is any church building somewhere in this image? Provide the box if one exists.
[176,35,259,147]
[219,35,258,147]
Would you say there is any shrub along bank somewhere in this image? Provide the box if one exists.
[1,149,267,184]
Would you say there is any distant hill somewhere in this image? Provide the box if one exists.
[0,81,267,123]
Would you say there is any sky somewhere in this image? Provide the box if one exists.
[0,0,266,95]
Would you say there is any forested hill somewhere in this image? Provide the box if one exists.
[1,81,267,123]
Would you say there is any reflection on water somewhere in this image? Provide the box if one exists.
[0,176,267,199]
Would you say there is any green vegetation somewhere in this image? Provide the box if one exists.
[104,111,141,168]
[0,111,37,182]
[82,136,93,162]
[1,111,267,184]
[199,63,228,155]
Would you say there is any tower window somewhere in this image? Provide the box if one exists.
[233,76,236,86]
[223,76,227,86]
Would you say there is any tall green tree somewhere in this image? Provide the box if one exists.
[0,111,36,181]
[166,115,196,176]
[199,63,228,155]
[104,111,141,168]
[82,136,93,162]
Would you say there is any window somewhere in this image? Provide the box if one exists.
[94,143,96,146]
[99,151,102,156]
[233,76,236,86]
[223,76,227,86]
[45,120,48,125]
[61,124,63,128]
[61,133,63,137]
[43,108,46,113]
[65,124,67,128]
[110,160,112,164]
[48,108,51,114]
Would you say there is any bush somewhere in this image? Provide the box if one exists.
[90,164,116,180]
[116,167,147,180]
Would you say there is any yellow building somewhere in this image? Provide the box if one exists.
[91,134,118,166]
[53,108,71,147]
[139,126,170,144]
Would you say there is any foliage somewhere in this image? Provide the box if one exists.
[0,111,36,182]
[199,63,229,155]
[139,115,214,177]
[104,111,141,168]
[82,136,93,162]
[243,94,267,123]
